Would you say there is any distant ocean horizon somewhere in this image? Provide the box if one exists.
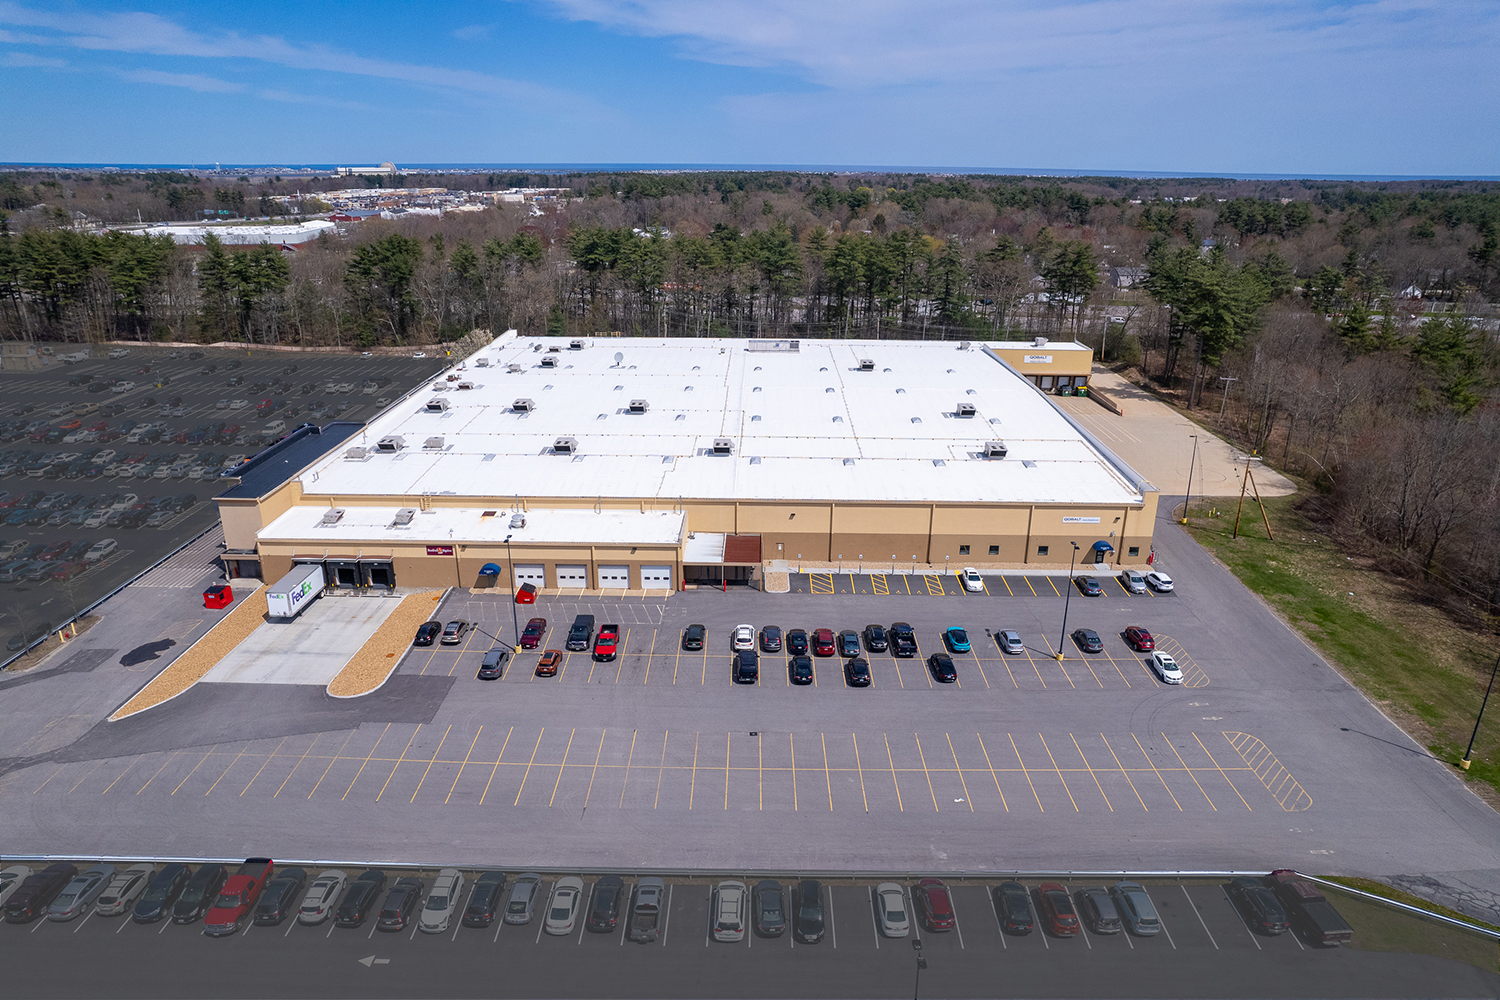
[2,162,1497,183]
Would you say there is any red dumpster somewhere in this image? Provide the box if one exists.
[203,584,234,609]
[515,583,537,605]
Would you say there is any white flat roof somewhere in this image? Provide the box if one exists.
[259,505,686,548]
[990,340,1092,351]
[302,337,1146,506]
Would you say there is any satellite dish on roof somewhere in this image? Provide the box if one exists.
[614,351,624,366]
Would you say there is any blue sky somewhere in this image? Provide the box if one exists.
[1,0,1497,175]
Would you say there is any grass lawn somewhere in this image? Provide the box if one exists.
[1181,490,1500,805]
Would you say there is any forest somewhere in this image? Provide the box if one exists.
[2,167,1498,620]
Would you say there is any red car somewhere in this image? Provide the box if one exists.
[914,878,956,931]
[203,858,274,937]
[1036,882,1080,937]
[50,561,87,581]
[58,419,82,430]
[519,617,546,649]
[535,649,563,677]
[593,624,619,661]
[812,628,836,657]
[1123,626,1155,651]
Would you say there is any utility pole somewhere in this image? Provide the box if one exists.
[504,533,521,649]
[1460,650,1499,771]
[1218,376,1239,420]
[1181,434,1199,524]
[1056,541,1080,660]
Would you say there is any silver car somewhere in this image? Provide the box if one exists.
[504,872,542,925]
[297,869,347,925]
[543,877,584,936]
[48,864,115,921]
[875,882,909,938]
[710,880,746,942]
[997,629,1024,655]
[95,864,154,916]
[418,868,464,934]
[1120,570,1147,594]
[1112,881,1162,936]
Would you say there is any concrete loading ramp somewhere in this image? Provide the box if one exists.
[201,595,405,686]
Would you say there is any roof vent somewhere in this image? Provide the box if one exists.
[749,456,762,465]
[628,399,649,414]
[457,381,476,390]
[569,339,584,350]
[957,403,977,418]
[540,356,557,368]
[751,414,762,422]
[376,435,405,453]
[343,447,369,461]
[423,436,444,450]
[843,458,856,467]
[509,512,526,529]
[553,436,577,455]
[513,398,535,412]
[507,364,522,373]
[319,507,345,526]
[983,440,1009,459]
[959,341,971,351]
[712,438,734,455]
[547,345,562,353]
[1022,460,1037,468]
[858,358,875,371]
[932,459,946,467]
[1033,336,1048,347]
[474,357,489,367]
[424,397,449,412]
[393,508,416,525]
[990,417,1002,424]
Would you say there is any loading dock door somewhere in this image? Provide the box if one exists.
[640,565,673,589]
[325,560,360,589]
[360,561,395,589]
[513,564,545,588]
[598,565,629,587]
[556,564,587,587]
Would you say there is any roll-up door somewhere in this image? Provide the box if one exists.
[597,565,629,587]
[556,564,587,587]
[640,565,673,588]
[513,564,545,587]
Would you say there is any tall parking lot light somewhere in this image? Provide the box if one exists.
[504,533,520,649]
[911,938,927,1000]
[1056,541,1079,661]
[1460,650,1500,770]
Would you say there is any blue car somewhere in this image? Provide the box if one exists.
[943,627,971,654]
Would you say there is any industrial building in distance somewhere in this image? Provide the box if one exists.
[214,334,1153,591]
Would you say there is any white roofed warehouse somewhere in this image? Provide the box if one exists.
[214,333,1157,593]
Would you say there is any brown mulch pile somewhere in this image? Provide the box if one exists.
[326,591,446,698]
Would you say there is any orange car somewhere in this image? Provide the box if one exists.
[535,649,563,677]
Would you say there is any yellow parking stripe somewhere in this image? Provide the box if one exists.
[1046,577,1062,596]
[1023,577,1038,596]
[924,574,943,596]
[872,574,889,595]
[999,577,1015,596]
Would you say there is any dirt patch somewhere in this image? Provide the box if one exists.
[109,582,267,720]
[326,590,446,698]
[3,615,103,672]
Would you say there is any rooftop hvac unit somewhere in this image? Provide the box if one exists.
[553,436,577,455]
[540,356,557,368]
[957,402,977,418]
[983,440,1009,459]
[474,357,489,367]
[546,345,562,353]
[457,381,476,390]
[1033,336,1048,347]
[423,436,444,450]
[424,397,449,412]
[344,447,369,461]
[712,438,734,455]
[513,398,535,412]
[858,358,875,371]
[509,512,526,529]
[393,508,416,525]
[376,435,405,453]
[507,364,523,373]
[569,339,584,350]
[628,399,649,414]
[319,508,345,526]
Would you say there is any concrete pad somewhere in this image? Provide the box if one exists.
[1055,369,1296,497]
[200,595,402,686]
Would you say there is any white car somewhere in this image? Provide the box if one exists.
[543,876,584,935]
[961,566,984,592]
[297,869,347,925]
[1145,570,1174,592]
[412,352,427,359]
[1150,651,1184,684]
[710,880,746,942]
[83,510,110,528]
[95,863,154,916]
[875,882,910,937]
[230,399,248,409]
[112,381,136,393]
[731,624,755,651]
[95,449,118,463]
[109,494,138,512]
[418,868,464,934]
[0,865,33,908]
[109,348,130,359]
[85,539,118,561]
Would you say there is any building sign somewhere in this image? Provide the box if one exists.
[426,545,453,556]
[1023,354,1053,364]
[1061,516,1101,524]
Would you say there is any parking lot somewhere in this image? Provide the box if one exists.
[0,346,448,656]
[2,867,1495,999]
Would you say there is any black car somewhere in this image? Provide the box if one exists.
[734,649,759,684]
[253,868,308,926]
[1071,628,1104,653]
[336,870,388,927]
[785,628,809,656]
[889,622,918,657]
[1075,576,1103,596]
[753,880,785,937]
[927,652,957,683]
[377,878,424,931]
[1227,877,1290,935]
[682,623,706,651]
[759,626,782,652]
[837,630,861,657]
[586,875,625,932]
[3,863,76,923]
[789,655,814,685]
[844,657,871,687]
[477,647,510,680]
[862,624,888,652]
[172,864,227,924]
[463,872,507,928]
[794,880,825,943]
[132,863,190,923]
[413,621,442,646]
[994,881,1035,934]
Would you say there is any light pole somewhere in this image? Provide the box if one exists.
[1218,376,1238,420]
[1181,434,1199,524]
[911,938,927,1000]
[1055,541,1079,660]
[503,533,520,650]
[1460,650,1500,770]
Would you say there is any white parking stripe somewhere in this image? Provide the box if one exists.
[1220,886,1261,950]
[72,910,93,933]
[659,885,672,947]
[578,884,592,944]
[1064,882,1091,950]
[869,887,878,949]
[827,885,836,948]
[1180,884,1217,949]
[948,889,964,949]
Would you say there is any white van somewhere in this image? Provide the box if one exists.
[85,539,118,562]
[263,420,287,437]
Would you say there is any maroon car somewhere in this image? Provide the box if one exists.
[1123,626,1155,651]
[914,878,955,931]
[520,617,546,650]
[812,629,836,657]
[1036,882,1080,936]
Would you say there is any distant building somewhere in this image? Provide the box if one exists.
[1111,267,1146,288]
[336,161,398,177]
[140,221,335,246]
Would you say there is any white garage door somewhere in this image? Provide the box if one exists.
[513,564,545,587]
[640,565,673,589]
[556,564,588,587]
[598,565,630,587]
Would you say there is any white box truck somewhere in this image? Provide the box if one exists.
[266,563,325,619]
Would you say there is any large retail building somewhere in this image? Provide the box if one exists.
[216,333,1155,591]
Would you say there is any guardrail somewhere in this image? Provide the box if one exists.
[1297,872,1500,941]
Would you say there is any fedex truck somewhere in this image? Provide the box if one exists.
[266,563,325,619]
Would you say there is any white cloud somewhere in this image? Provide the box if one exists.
[118,67,243,93]
[2,48,62,66]
[452,23,494,41]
